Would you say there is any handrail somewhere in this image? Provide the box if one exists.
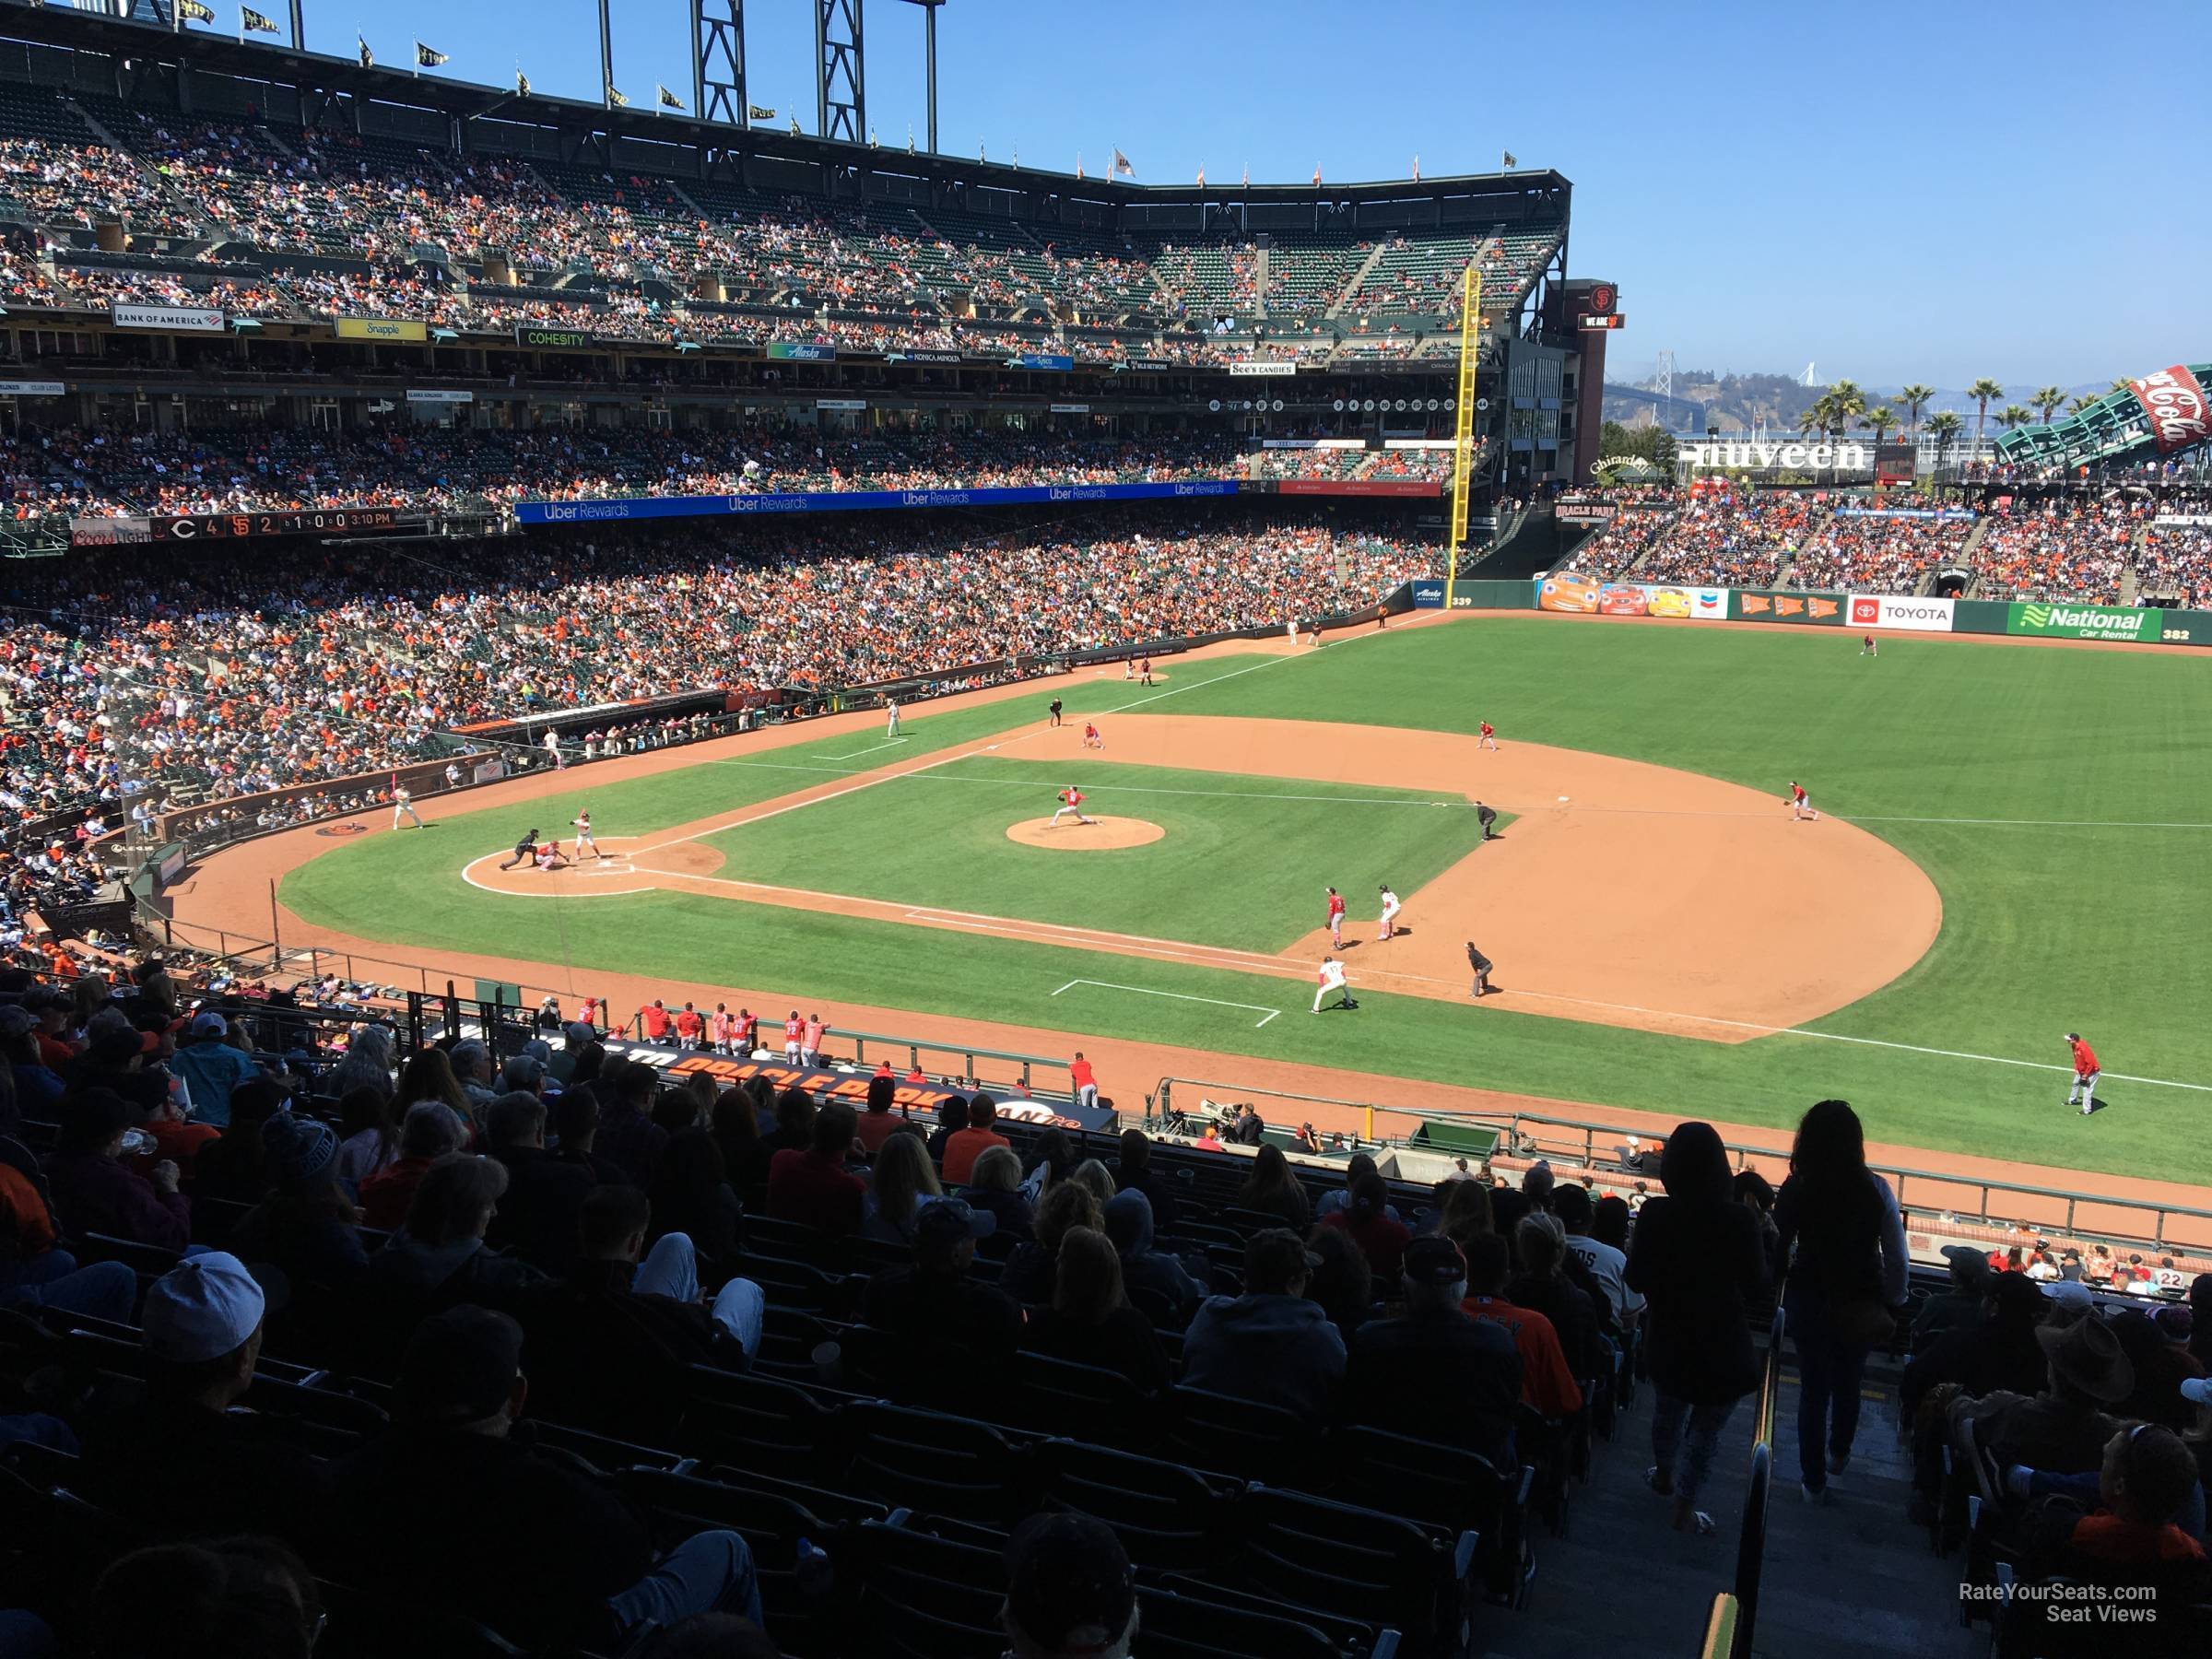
[1149,1077,2212,1250]
[1729,1296,1788,1659]
[1700,1593,1739,1659]
[616,1021,1076,1096]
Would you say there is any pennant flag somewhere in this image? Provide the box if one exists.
[517,70,533,97]
[1112,147,1134,177]
[1501,149,1517,167]
[1241,164,1248,188]
[177,0,215,22]
[416,42,448,68]
[357,35,373,68]
[1411,154,1420,182]
[747,104,775,121]
[1312,164,1322,185]
[1075,153,1084,181]
[606,84,629,108]
[657,85,685,110]
[1194,165,1206,187]
[240,6,278,34]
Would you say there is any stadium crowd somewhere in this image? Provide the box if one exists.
[0,510,1430,831]
[1970,498,2136,605]
[9,428,1278,523]
[1626,489,1815,587]
[0,971,2203,1654]
[1787,510,1977,594]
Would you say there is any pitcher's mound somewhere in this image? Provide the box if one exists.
[1006,817,1165,850]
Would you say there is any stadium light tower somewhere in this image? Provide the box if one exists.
[815,1,946,148]
[691,1,747,126]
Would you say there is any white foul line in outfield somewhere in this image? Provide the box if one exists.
[1848,816,2212,830]
[1053,978,1280,1028]
[631,640,1373,855]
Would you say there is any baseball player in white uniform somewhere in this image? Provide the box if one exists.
[544,729,565,770]
[1312,957,1350,1013]
[1377,883,1402,941]
[391,785,422,830]
[571,809,606,861]
[885,697,900,738]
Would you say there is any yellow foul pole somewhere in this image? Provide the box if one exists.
[1446,265,1482,609]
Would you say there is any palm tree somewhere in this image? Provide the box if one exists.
[2110,378,2134,394]
[1995,404,2030,431]
[1826,379,1867,438]
[1966,378,2005,450]
[1893,383,1935,439]
[2068,394,2097,416]
[1926,409,1964,465]
[2031,384,2065,425]
[1861,406,1899,442]
[1796,403,1826,439]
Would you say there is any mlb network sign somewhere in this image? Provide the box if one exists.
[2008,602,2159,642]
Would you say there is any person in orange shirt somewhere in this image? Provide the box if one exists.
[939,1094,1011,1185]
[1068,1052,1099,1111]
[802,1014,828,1066]
[637,1001,672,1042]
[673,1003,704,1049]
[709,1004,733,1054]
[1463,1231,1583,1418]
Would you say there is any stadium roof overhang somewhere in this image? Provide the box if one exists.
[0,6,1568,215]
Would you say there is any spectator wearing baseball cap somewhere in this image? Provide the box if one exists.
[168,1010,264,1130]
[229,1112,369,1291]
[331,1305,763,1648]
[1343,1234,1520,1465]
[41,1087,191,1252]
[1181,1227,1347,1424]
[1913,1245,1993,1351]
[0,1003,66,1117]
[78,1253,330,1545]
[858,1196,1019,1400]
[1001,1513,1138,1659]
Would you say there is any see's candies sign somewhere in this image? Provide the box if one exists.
[2007,602,2159,642]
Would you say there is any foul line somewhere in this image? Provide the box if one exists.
[1053,977,1280,1028]
[819,735,910,760]
[634,642,1367,855]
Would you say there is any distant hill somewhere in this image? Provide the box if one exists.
[1604,371,2121,434]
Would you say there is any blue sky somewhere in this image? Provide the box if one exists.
[244,0,2204,388]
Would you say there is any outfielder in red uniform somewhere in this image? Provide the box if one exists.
[1325,886,1346,948]
[2065,1032,2100,1116]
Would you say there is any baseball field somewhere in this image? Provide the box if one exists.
[253,612,2212,1188]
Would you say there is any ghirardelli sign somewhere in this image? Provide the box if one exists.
[2128,366,2212,454]
[1678,440,1870,473]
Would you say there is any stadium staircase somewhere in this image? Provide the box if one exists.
[1952,519,1995,597]
[1327,241,1393,318]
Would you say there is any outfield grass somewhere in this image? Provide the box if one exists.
[282,619,2212,1183]
[694,755,1493,951]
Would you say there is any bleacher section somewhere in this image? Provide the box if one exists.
[0,77,1561,358]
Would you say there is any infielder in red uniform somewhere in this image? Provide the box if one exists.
[1478,721,1499,751]
[2065,1032,2100,1116]
[1324,886,1346,948]
[1788,781,1818,821]
[1082,722,1104,750]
